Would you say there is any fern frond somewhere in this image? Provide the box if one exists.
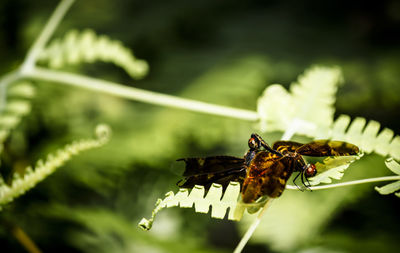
[7,81,36,98]
[326,115,400,160]
[309,155,362,185]
[139,182,267,230]
[375,158,400,196]
[257,66,399,160]
[38,29,148,79]
[290,66,342,128]
[257,66,342,133]
[0,81,36,156]
[0,124,111,209]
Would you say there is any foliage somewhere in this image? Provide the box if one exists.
[140,182,250,230]
[38,29,148,79]
[1,1,399,253]
[257,66,342,134]
[375,158,400,196]
[0,124,111,209]
[140,66,398,236]
[310,155,362,185]
[0,81,35,159]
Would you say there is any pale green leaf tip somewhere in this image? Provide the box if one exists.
[138,218,152,231]
[374,186,384,194]
[385,157,400,175]
[374,180,400,195]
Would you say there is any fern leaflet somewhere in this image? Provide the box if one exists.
[257,66,400,160]
[139,182,270,230]
[375,158,400,196]
[309,154,362,185]
[0,81,36,157]
[38,29,148,79]
[257,66,342,134]
[326,115,400,160]
[0,124,111,209]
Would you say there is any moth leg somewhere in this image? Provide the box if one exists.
[300,171,308,190]
[292,172,303,191]
[300,170,313,192]
[305,174,312,188]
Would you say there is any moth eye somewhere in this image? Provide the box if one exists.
[305,164,317,177]
[248,137,257,149]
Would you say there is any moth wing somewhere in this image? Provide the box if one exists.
[178,156,245,176]
[296,140,359,157]
[273,141,304,153]
[177,156,246,190]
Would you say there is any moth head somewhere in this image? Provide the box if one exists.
[305,163,317,177]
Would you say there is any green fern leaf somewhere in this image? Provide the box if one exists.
[290,66,342,129]
[309,155,362,185]
[375,181,400,195]
[326,115,400,160]
[139,182,268,230]
[0,81,36,158]
[384,157,400,175]
[257,66,342,134]
[0,124,111,209]
[375,158,400,195]
[7,81,36,98]
[257,66,400,160]
[38,29,148,79]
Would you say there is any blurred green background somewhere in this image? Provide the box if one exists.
[1,0,400,252]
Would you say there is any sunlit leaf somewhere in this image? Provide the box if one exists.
[310,155,362,185]
[384,158,400,175]
[375,159,400,196]
[375,181,400,195]
[139,182,268,230]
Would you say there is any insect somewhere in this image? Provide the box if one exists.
[177,133,359,203]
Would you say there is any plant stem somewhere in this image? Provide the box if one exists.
[1,0,259,121]
[233,199,274,253]
[11,225,42,253]
[26,67,259,121]
[21,0,75,74]
[286,175,400,190]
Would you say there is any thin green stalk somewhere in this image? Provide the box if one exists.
[21,0,75,73]
[26,67,259,121]
[2,0,74,111]
[286,175,400,190]
[4,0,259,121]
[233,199,274,253]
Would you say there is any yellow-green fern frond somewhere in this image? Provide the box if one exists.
[38,29,148,79]
[327,115,400,160]
[139,182,267,230]
[290,66,342,128]
[257,66,342,133]
[309,154,362,185]
[0,81,36,156]
[257,66,399,160]
[0,124,111,209]
[375,158,400,196]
